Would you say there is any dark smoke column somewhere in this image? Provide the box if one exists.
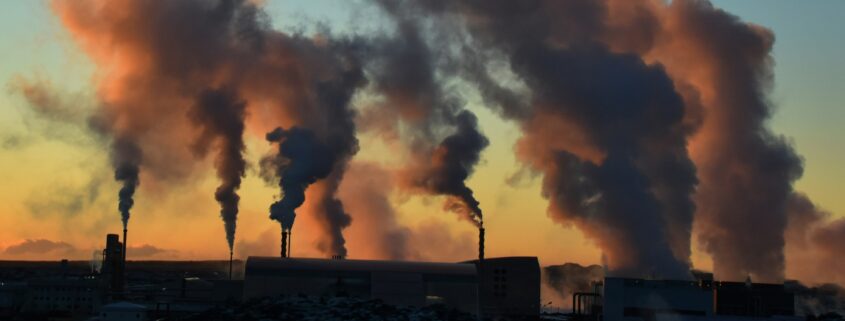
[438,111,488,261]
[374,0,698,278]
[414,111,489,226]
[113,137,141,262]
[265,127,339,258]
[406,111,489,260]
[653,1,803,282]
[188,87,247,279]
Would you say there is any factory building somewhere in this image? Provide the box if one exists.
[243,256,541,319]
[601,278,714,321]
[573,277,799,321]
[18,276,104,317]
[714,281,795,317]
[471,257,541,319]
[244,257,479,314]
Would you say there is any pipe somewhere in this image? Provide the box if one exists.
[478,227,485,261]
[281,230,288,258]
[572,292,602,316]
[122,228,127,298]
[122,228,128,263]
[573,293,578,315]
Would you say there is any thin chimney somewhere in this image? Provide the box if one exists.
[228,251,233,280]
[281,230,287,258]
[123,227,128,262]
[478,226,485,261]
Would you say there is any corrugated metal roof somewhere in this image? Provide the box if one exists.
[245,257,477,275]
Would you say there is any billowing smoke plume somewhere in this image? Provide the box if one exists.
[363,6,490,227]
[188,88,247,253]
[377,0,696,278]
[54,0,364,257]
[596,0,804,282]
[786,281,845,317]
[404,111,489,226]
[264,125,359,257]
[543,263,605,307]
[51,0,840,282]
[785,193,845,287]
[112,137,141,229]
[337,162,412,260]
[265,127,335,230]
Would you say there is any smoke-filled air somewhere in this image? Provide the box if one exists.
[3,0,845,302]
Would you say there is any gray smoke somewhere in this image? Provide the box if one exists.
[55,0,366,257]
[655,0,804,282]
[364,5,490,227]
[113,137,141,229]
[406,111,489,227]
[266,127,337,230]
[374,0,697,278]
[544,263,605,305]
[188,87,247,253]
[786,281,845,317]
[265,122,360,256]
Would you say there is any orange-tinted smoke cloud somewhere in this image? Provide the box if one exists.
[785,194,845,286]
[364,8,490,228]
[602,0,804,282]
[380,0,698,278]
[51,0,365,258]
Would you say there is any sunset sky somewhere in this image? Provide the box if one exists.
[0,0,842,284]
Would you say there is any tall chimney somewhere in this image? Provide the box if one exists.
[478,227,485,261]
[228,251,233,280]
[122,228,128,263]
[121,228,127,299]
[281,230,288,258]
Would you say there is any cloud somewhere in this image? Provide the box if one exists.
[127,244,179,259]
[235,228,279,259]
[785,193,845,286]
[3,239,82,257]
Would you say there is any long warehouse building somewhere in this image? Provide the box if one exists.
[243,256,539,319]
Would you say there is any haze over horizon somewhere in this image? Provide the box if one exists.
[0,0,843,289]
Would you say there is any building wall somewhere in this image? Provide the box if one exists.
[472,257,541,319]
[714,282,795,317]
[602,278,714,321]
[243,257,479,315]
[20,278,104,315]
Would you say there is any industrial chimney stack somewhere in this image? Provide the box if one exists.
[281,228,291,258]
[479,227,485,261]
[103,234,125,300]
[122,227,128,263]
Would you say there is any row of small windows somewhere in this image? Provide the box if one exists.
[492,268,508,297]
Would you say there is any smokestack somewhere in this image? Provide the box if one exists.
[122,227,127,265]
[479,227,485,261]
[228,251,233,280]
[281,230,288,258]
